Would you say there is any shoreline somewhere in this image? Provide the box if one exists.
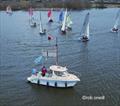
[0,2,120,11]
[0,3,120,11]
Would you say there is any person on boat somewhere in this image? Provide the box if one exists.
[41,66,47,76]
[82,36,88,40]
[32,68,37,76]
[112,28,118,32]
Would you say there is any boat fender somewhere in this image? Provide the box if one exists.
[37,79,40,85]
[65,82,67,87]
[55,82,57,87]
[47,82,49,86]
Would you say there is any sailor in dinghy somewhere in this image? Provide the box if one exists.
[111,9,120,33]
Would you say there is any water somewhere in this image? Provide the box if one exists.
[0,8,120,106]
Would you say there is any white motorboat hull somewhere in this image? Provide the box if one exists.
[27,76,79,88]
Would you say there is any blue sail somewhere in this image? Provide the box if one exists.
[34,56,45,65]
[59,10,64,22]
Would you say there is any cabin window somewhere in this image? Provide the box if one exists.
[54,71,64,76]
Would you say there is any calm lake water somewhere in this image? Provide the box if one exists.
[0,8,120,106]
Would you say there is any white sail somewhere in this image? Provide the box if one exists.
[85,22,89,39]
[61,9,67,31]
[66,14,73,29]
[80,13,90,39]
[113,9,120,29]
[39,11,44,33]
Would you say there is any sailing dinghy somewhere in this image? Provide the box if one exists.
[27,37,80,88]
[78,12,90,42]
[29,7,36,27]
[39,11,46,35]
[48,9,53,23]
[6,5,12,15]
[111,9,120,32]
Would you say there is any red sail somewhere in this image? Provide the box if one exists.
[48,9,51,18]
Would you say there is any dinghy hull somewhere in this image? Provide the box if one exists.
[30,23,36,27]
[39,30,46,35]
[61,30,66,34]
[67,27,72,31]
[111,28,118,33]
[49,19,53,23]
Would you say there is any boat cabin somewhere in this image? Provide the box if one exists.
[48,65,68,77]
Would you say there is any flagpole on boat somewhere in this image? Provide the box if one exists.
[39,11,42,31]
[55,37,58,65]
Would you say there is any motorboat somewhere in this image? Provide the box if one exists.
[27,65,80,88]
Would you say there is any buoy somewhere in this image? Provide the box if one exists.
[48,36,52,40]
